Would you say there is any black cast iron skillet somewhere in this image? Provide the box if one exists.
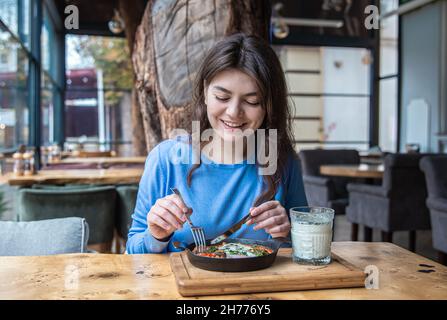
[173,237,291,272]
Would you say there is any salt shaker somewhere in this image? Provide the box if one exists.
[13,152,24,176]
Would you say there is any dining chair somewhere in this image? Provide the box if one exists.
[298,149,361,241]
[17,185,116,253]
[0,217,89,256]
[346,153,432,251]
[115,185,138,253]
[298,149,360,215]
[420,156,447,265]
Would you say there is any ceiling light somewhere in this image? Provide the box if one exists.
[272,19,289,39]
[271,2,344,39]
[272,17,344,28]
[108,9,125,34]
[272,3,289,39]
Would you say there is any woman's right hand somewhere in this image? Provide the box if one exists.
[147,194,191,241]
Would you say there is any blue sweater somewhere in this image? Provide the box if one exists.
[126,136,307,254]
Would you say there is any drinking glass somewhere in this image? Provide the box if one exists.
[290,206,335,265]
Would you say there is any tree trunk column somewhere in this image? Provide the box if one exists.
[133,0,271,151]
[119,0,148,156]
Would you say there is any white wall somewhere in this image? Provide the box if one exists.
[321,47,370,148]
[279,45,371,151]
[400,1,447,152]
[279,46,323,149]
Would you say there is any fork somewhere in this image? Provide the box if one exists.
[170,188,207,253]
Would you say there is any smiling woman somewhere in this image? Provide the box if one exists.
[188,34,298,207]
[206,70,265,134]
[126,33,308,254]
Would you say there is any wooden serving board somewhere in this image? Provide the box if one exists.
[170,248,366,297]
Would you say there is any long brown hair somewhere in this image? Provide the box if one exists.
[187,33,295,207]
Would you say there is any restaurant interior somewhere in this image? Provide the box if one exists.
[0,0,446,300]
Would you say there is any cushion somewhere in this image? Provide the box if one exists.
[0,217,89,256]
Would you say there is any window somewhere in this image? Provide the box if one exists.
[41,72,54,144]
[0,52,7,64]
[379,78,398,151]
[0,0,62,153]
[277,46,371,152]
[65,35,133,154]
[378,0,399,152]
[0,2,30,150]
[0,0,30,49]
[0,0,18,37]
[41,4,60,144]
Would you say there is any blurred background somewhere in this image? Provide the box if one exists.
[0,0,446,263]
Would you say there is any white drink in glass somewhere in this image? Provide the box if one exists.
[290,207,335,265]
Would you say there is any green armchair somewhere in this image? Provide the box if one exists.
[116,185,138,240]
[17,185,116,252]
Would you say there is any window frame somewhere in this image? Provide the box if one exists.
[0,0,64,166]
[378,0,401,152]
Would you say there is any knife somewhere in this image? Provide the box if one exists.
[210,212,252,245]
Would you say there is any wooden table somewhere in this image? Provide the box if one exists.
[0,242,446,299]
[1,168,144,186]
[48,156,147,166]
[320,164,384,179]
[320,164,384,242]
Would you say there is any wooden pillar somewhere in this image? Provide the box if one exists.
[118,0,148,156]
[132,0,271,151]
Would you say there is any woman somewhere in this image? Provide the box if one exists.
[126,33,307,254]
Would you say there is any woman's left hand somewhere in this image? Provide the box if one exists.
[245,200,291,238]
